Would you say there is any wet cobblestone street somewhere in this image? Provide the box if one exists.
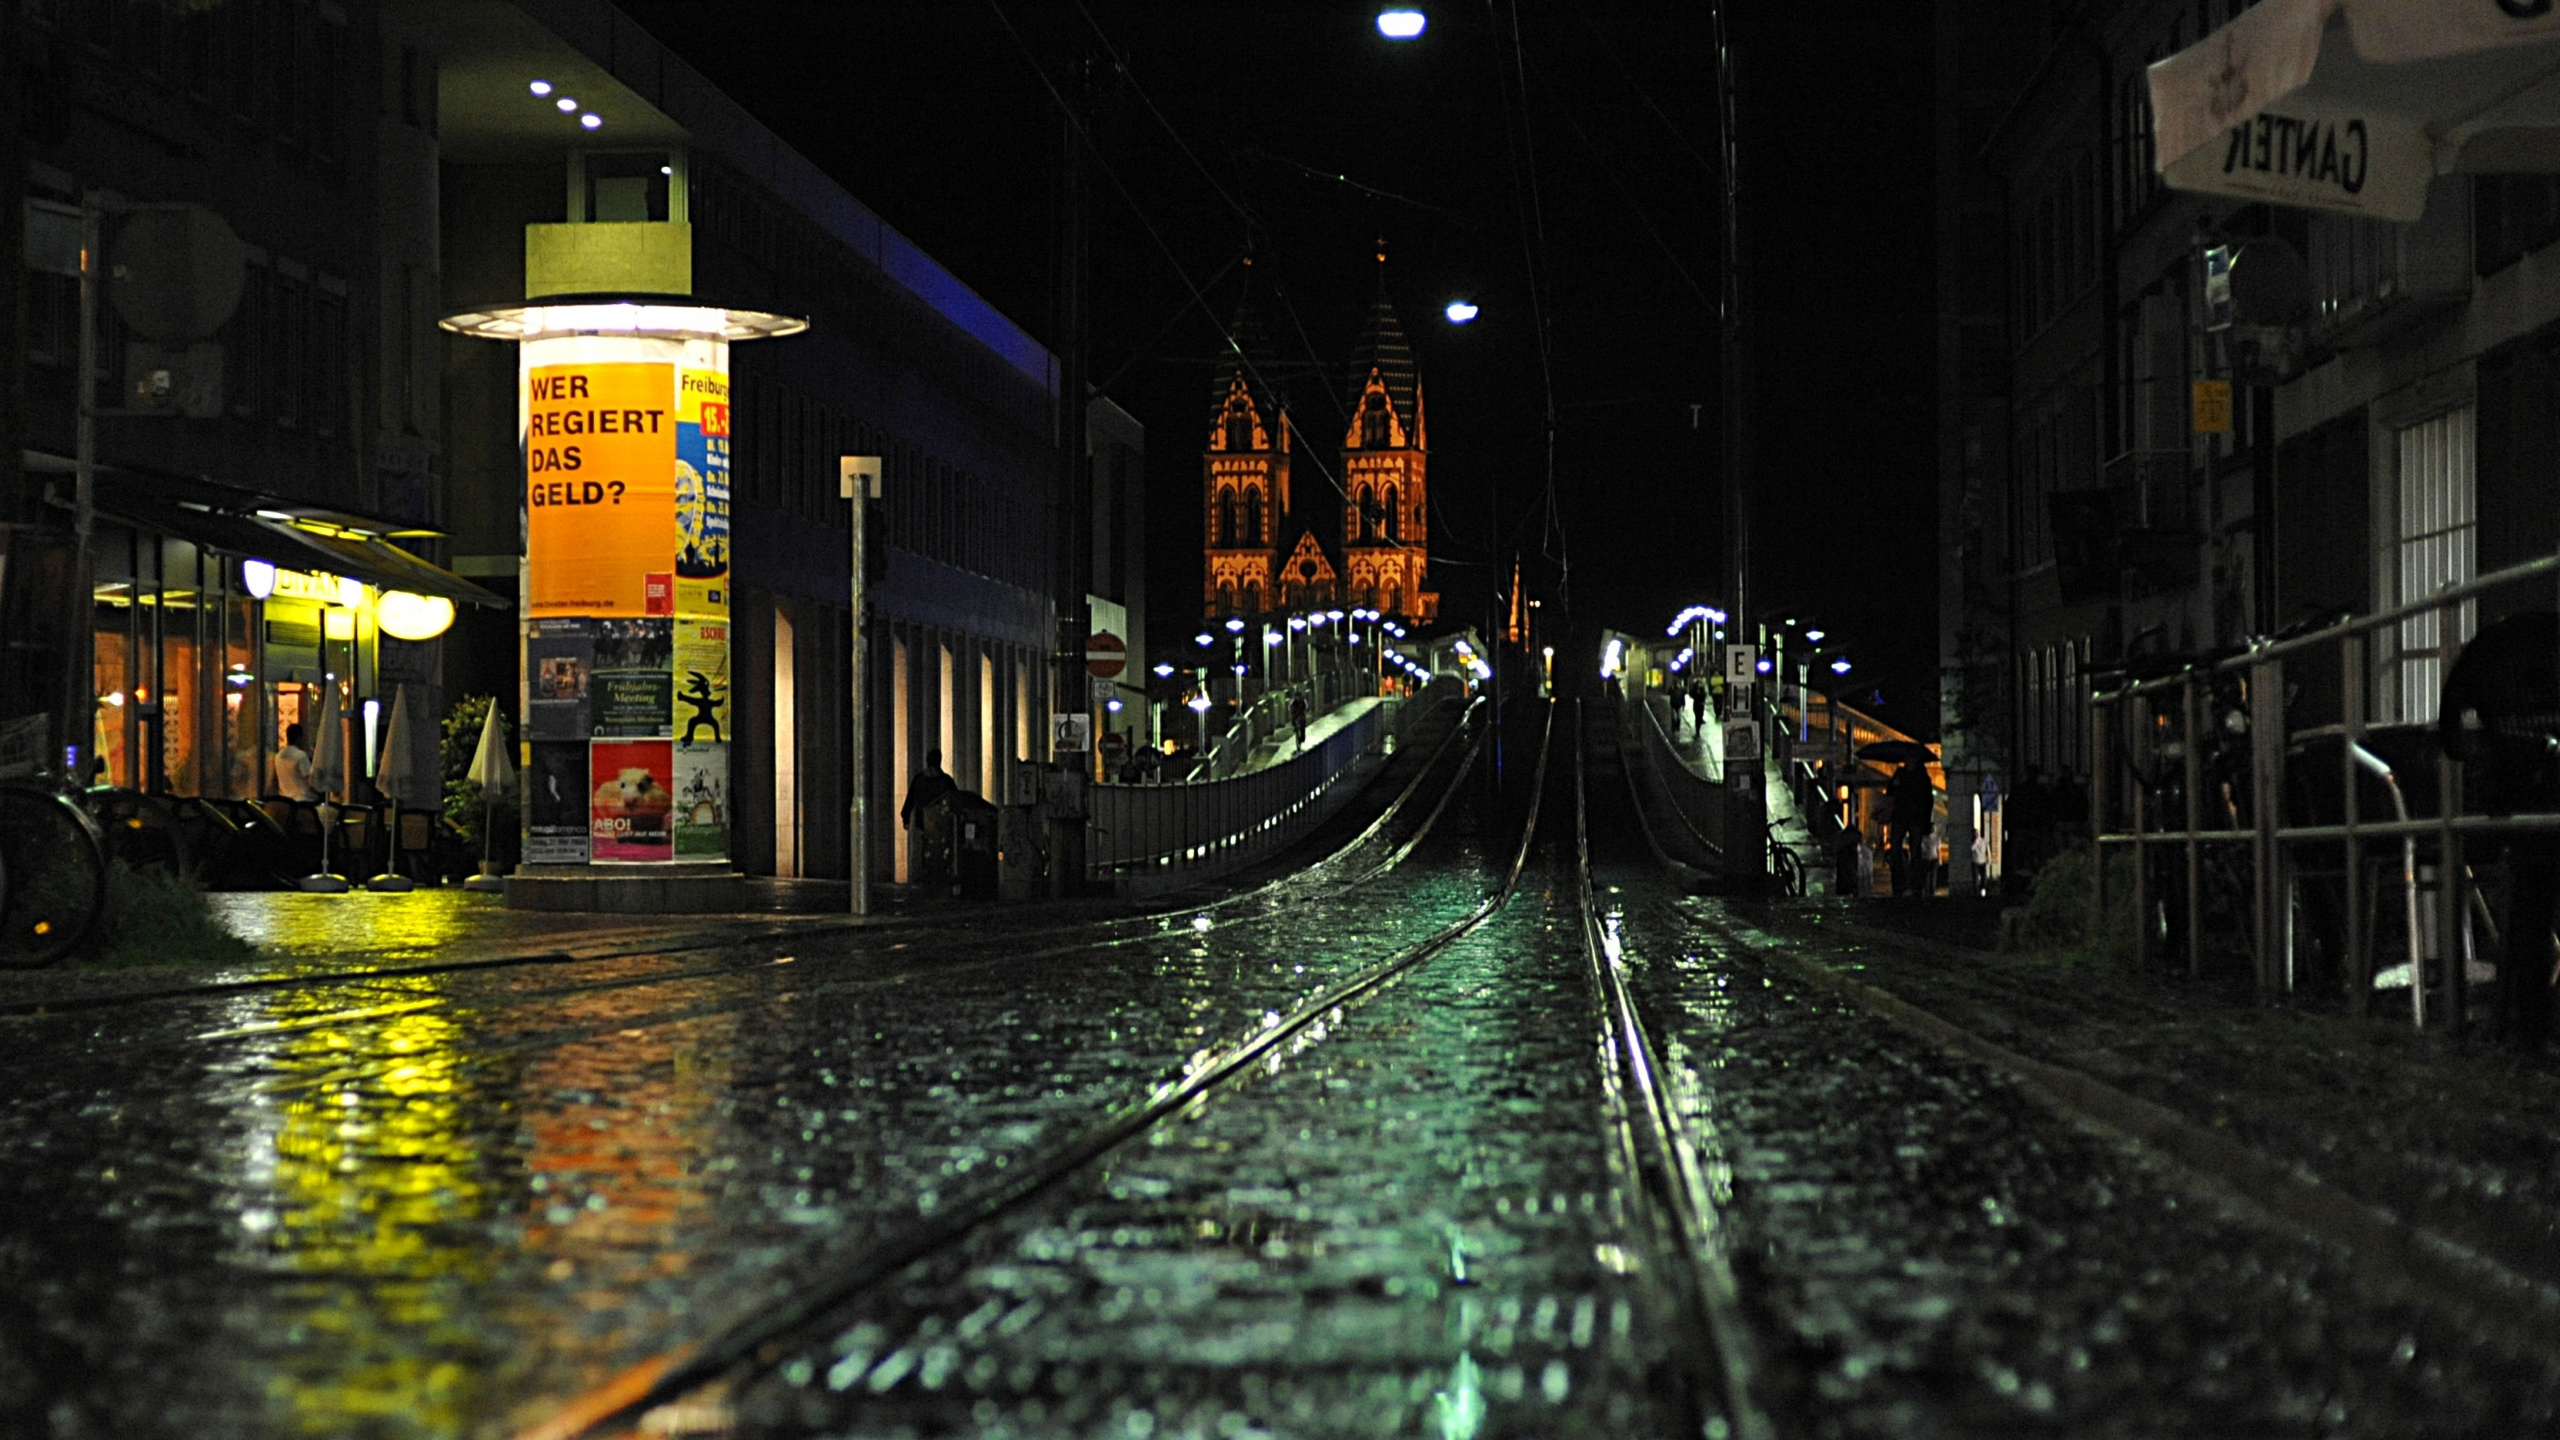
[7,702,2560,1438]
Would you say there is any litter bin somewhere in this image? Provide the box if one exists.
[950,790,1000,901]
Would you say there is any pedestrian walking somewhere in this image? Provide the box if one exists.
[1971,826,1992,898]
[1289,692,1308,750]
[271,723,319,802]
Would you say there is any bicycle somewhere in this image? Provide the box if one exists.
[0,782,111,969]
[1767,837,1807,898]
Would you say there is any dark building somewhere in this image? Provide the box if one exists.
[5,0,1141,899]
[1940,0,2560,889]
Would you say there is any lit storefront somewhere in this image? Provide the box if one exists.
[83,467,497,802]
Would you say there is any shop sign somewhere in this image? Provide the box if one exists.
[270,568,363,607]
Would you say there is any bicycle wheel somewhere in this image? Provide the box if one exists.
[0,786,110,968]
[1769,842,1807,898]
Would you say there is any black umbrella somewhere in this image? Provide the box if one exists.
[1856,739,1938,766]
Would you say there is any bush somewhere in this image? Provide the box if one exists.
[2017,845,2138,965]
[78,860,260,969]
[441,695,519,865]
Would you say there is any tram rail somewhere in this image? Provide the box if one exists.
[511,697,1552,1440]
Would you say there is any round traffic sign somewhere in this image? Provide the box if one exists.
[1085,631,1127,679]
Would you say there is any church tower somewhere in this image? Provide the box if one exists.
[1202,262,1287,618]
[1339,248,1437,621]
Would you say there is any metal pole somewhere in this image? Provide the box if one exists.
[2436,599,2465,1031]
[2183,674,2203,981]
[2342,632,2368,1008]
[2091,696,2110,932]
[842,456,880,915]
[2250,653,2288,1002]
[67,195,100,784]
[2132,744,2150,975]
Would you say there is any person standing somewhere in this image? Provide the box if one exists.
[901,748,959,891]
[1890,759,1935,898]
[901,748,957,828]
[1289,692,1309,751]
[271,723,319,803]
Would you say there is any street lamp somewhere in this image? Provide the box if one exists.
[1444,300,1479,324]
[1375,8,1427,40]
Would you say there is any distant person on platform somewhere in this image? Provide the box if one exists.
[271,723,319,803]
[1289,692,1309,750]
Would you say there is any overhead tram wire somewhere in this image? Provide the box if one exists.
[1573,11,1721,186]
[1486,0,1569,596]
[988,0,1365,506]
[1067,0,1519,575]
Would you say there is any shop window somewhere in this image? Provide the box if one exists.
[2392,407,2478,724]
[2476,175,2560,278]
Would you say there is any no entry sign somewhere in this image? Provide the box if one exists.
[1085,631,1127,679]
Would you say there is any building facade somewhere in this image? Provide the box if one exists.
[1940,0,2560,882]
[4,0,1139,897]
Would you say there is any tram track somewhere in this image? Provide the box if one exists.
[0,700,1485,1070]
[1570,700,1775,1440]
[511,698,1556,1440]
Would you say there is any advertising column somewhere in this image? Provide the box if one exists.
[518,335,732,871]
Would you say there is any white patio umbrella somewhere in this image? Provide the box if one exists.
[462,701,514,893]
[365,685,421,892]
[296,682,350,894]
[2150,0,2560,221]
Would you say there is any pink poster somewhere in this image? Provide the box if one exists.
[590,739,675,861]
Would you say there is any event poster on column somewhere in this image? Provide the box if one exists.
[525,742,591,864]
[591,739,675,862]
[675,368,730,621]
[673,743,729,860]
[526,362,676,618]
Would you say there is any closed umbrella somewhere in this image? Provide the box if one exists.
[366,685,420,892]
[463,702,514,893]
[297,683,349,893]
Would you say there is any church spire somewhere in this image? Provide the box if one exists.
[1345,241,1419,449]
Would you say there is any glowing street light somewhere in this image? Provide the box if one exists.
[1444,300,1479,324]
[1830,657,1852,675]
[1153,662,1176,678]
[1376,8,1427,40]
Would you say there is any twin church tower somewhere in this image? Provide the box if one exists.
[1200,250,1438,623]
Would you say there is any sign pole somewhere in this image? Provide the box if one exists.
[842,456,881,916]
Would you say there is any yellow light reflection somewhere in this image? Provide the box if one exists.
[265,990,493,1436]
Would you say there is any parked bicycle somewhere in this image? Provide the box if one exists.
[0,781,110,969]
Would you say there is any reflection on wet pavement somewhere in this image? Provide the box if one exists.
[732,846,1676,1438]
[1,768,1507,1438]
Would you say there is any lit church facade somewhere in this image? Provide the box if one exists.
[1201,256,1439,623]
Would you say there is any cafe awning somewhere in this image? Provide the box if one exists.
[2148,0,2560,221]
[69,461,505,608]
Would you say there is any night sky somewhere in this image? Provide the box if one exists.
[611,2,1938,733]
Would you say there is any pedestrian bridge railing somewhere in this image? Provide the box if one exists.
[1086,696,1404,897]
[1628,694,1727,860]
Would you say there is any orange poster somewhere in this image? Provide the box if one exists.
[526,362,677,617]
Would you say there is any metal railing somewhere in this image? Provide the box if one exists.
[1628,694,1727,859]
[2089,548,2560,1029]
[1195,670,1359,780]
[1085,697,1402,896]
